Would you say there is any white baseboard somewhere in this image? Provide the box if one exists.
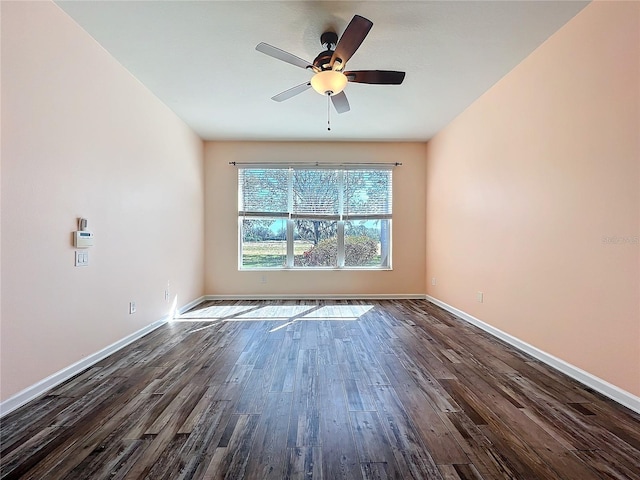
[179,295,205,314]
[0,297,206,418]
[426,295,640,414]
[203,294,426,301]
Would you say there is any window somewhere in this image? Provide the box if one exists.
[238,166,392,269]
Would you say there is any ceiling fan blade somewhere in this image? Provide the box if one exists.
[271,82,312,102]
[256,42,313,70]
[330,15,373,69]
[331,91,350,114]
[345,70,406,85]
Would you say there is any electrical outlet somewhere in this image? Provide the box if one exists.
[477,292,484,303]
[129,301,137,314]
[260,275,267,284]
[431,277,437,286]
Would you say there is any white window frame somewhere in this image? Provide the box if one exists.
[237,165,393,271]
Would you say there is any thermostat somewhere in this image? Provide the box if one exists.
[74,231,94,248]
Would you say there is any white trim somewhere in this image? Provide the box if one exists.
[0,297,206,418]
[178,296,205,315]
[426,295,640,414]
[204,294,425,301]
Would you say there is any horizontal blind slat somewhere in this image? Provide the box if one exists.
[239,211,289,218]
[290,214,340,221]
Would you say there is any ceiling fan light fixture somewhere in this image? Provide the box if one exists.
[311,70,348,96]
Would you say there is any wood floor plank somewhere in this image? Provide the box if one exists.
[0,395,69,457]
[81,439,148,480]
[14,368,165,479]
[2,299,639,480]
[370,385,444,480]
[178,385,220,435]
[319,373,363,480]
[451,463,484,480]
[200,414,261,480]
[505,370,640,459]
[145,383,205,435]
[443,411,516,480]
[350,411,397,470]
[144,435,191,480]
[348,326,391,386]
[345,379,377,412]
[160,400,233,480]
[448,364,602,479]
[376,352,470,465]
[269,333,300,393]
[244,392,293,480]
[359,461,395,479]
[572,448,640,480]
[476,425,554,480]
[0,426,67,479]
[234,368,270,414]
[288,349,320,448]
[285,446,323,480]
[123,384,207,479]
[395,351,459,413]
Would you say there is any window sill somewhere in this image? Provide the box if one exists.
[239,267,393,272]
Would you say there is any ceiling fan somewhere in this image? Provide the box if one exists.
[256,15,406,115]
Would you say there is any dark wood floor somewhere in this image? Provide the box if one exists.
[2,300,639,479]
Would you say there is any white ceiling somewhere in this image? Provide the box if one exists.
[55,1,588,142]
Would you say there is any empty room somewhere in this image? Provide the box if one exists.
[1,1,639,479]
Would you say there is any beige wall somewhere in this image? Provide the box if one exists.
[204,141,426,297]
[1,1,205,401]
[426,1,640,396]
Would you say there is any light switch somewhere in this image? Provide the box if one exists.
[75,250,89,266]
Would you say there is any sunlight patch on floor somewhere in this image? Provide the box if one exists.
[266,305,374,332]
[300,305,373,320]
[175,304,374,330]
[173,305,257,321]
[233,305,314,320]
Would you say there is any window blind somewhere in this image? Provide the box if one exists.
[238,167,392,219]
[344,170,392,220]
[238,168,289,217]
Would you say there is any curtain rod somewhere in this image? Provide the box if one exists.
[229,162,402,167]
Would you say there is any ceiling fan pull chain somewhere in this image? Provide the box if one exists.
[327,93,331,131]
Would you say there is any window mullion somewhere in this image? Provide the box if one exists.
[338,170,344,217]
[286,219,294,268]
[337,170,345,267]
[238,217,243,269]
[337,221,345,267]
[286,169,294,267]
[287,168,294,215]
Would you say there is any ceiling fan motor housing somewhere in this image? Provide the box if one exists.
[313,50,334,71]
[320,31,338,49]
[314,31,339,70]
